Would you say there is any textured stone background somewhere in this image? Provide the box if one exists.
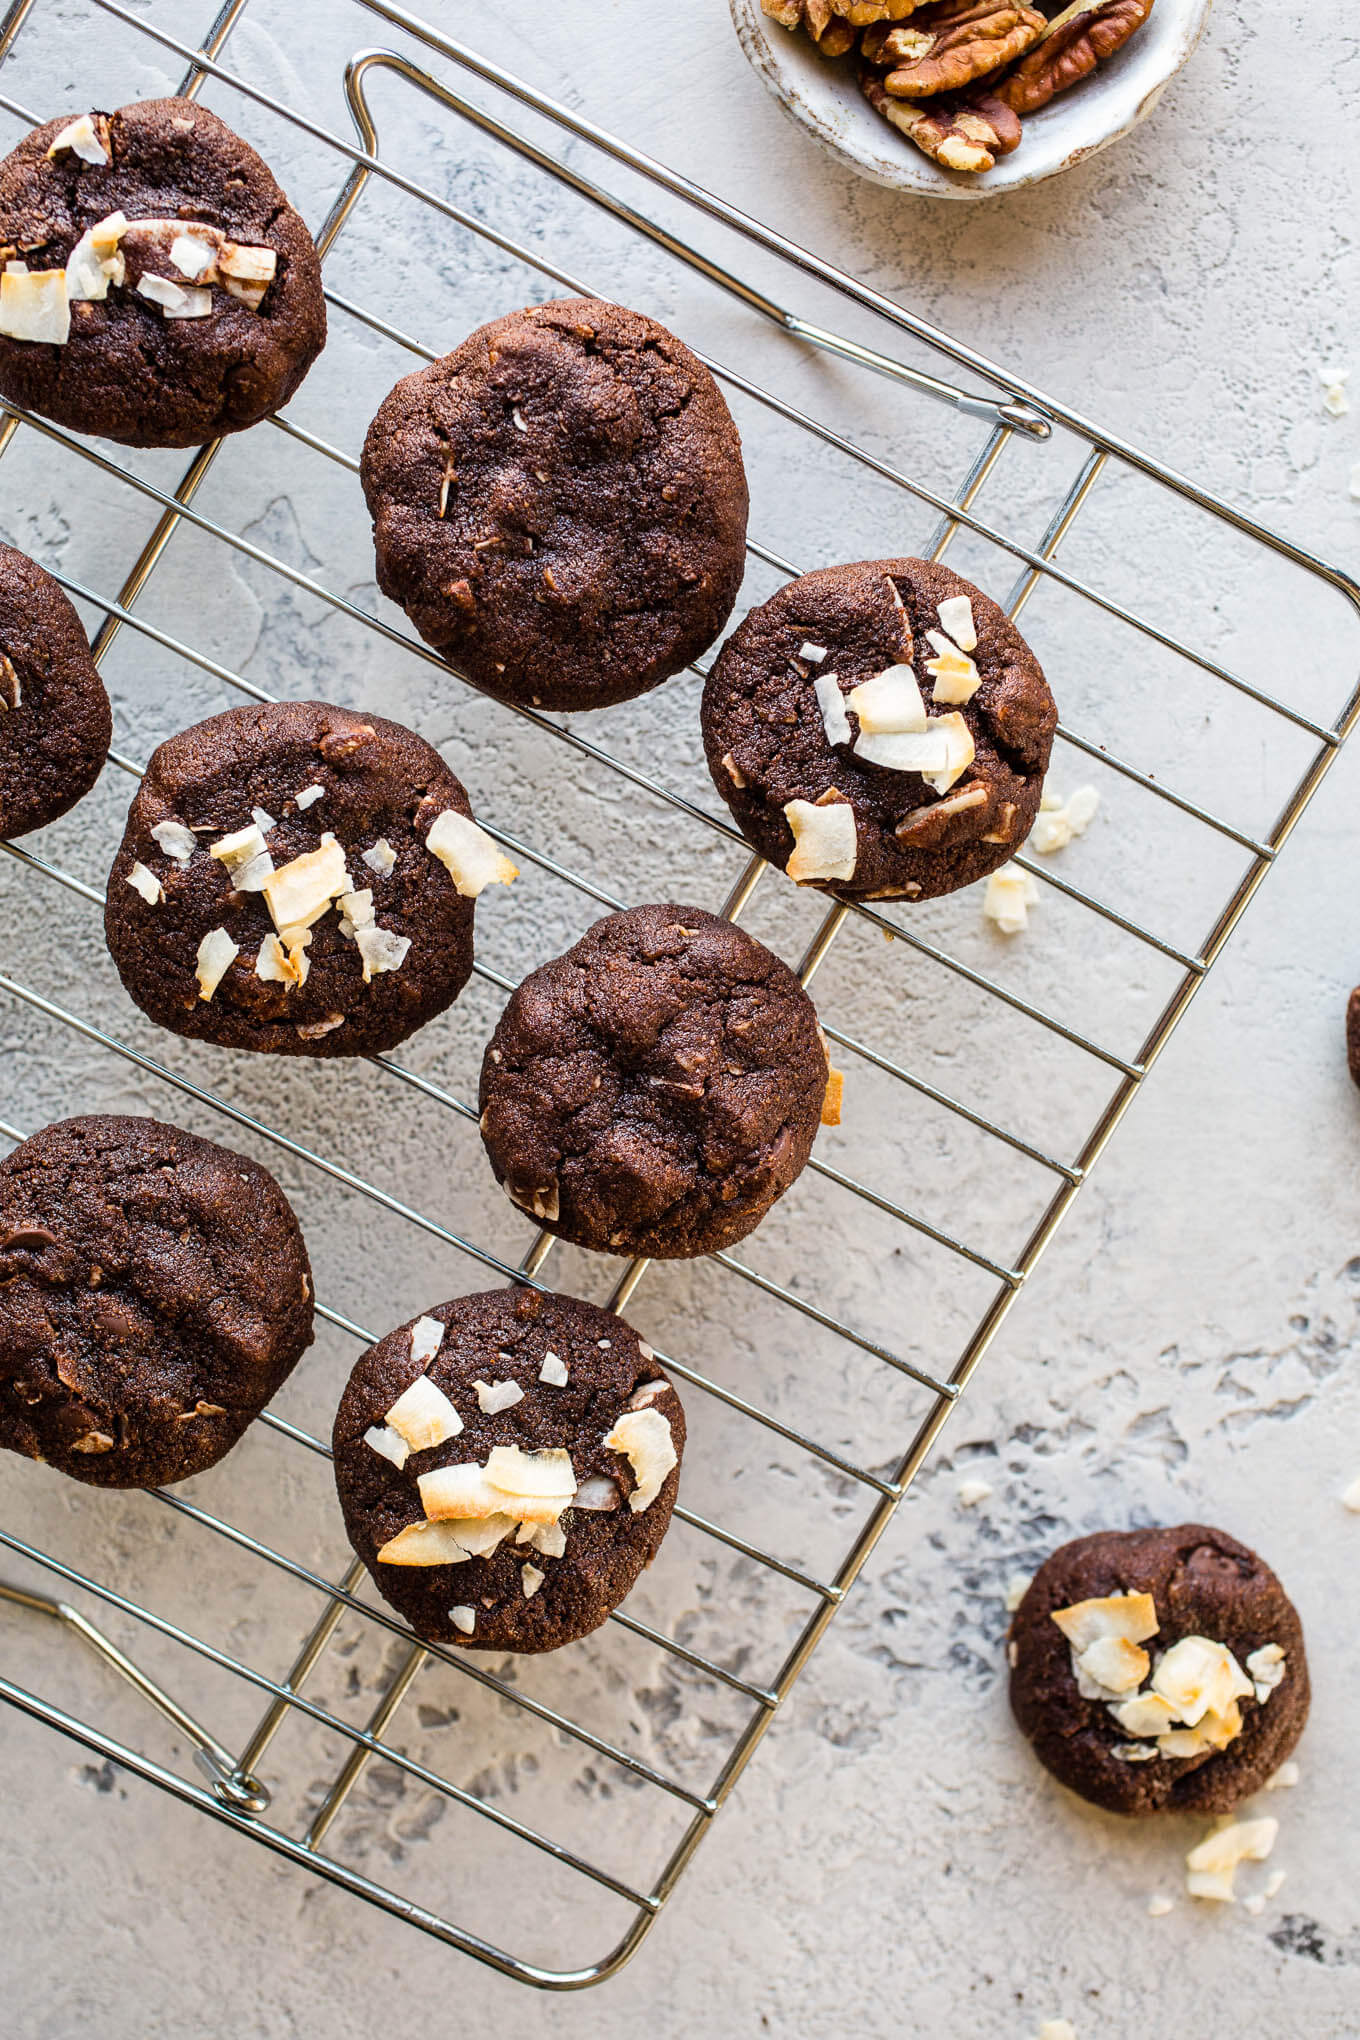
[0,2,1357,2035]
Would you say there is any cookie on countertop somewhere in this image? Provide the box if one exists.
[702,557,1057,903]
[361,296,749,713]
[332,1287,685,1652]
[0,541,110,837]
[1009,1523,1309,1816]
[0,1113,313,1487]
[478,903,831,1259]
[0,96,325,447]
[104,698,516,1058]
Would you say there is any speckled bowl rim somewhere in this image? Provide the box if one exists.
[730,0,1214,198]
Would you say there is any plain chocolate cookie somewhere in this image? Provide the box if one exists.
[104,699,507,1058]
[0,1114,313,1487]
[702,557,1057,903]
[478,903,829,1259]
[360,296,749,712]
[0,541,110,837]
[1009,1524,1309,1817]
[0,97,325,447]
[332,1287,685,1652]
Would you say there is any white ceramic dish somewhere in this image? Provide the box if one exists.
[730,0,1214,198]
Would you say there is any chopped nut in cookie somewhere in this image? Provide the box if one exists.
[424,808,519,896]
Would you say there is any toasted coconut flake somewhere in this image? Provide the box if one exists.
[409,1315,444,1365]
[126,861,164,905]
[936,595,976,651]
[485,1444,576,1507]
[1151,1635,1253,1727]
[821,1065,844,1127]
[516,1519,567,1557]
[474,1378,525,1415]
[1246,1642,1286,1702]
[418,1462,505,1521]
[385,1373,463,1453]
[195,927,238,1001]
[814,671,851,747]
[1185,1816,1277,1903]
[210,822,270,874]
[572,1473,621,1511]
[436,1512,516,1558]
[538,1350,568,1386]
[362,837,397,876]
[169,232,213,281]
[0,268,69,344]
[218,240,277,285]
[355,922,411,982]
[48,114,109,165]
[798,640,828,665]
[363,1424,409,1469]
[1051,1591,1159,1654]
[375,1519,473,1566]
[1111,1742,1159,1762]
[1108,1691,1177,1738]
[983,862,1039,934]
[521,1562,545,1599]
[449,1605,476,1635]
[848,664,927,735]
[924,629,981,705]
[853,727,948,773]
[784,795,857,883]
[262,833,349,933]
[603,1406,677,1513]
[255,933,309,987]
[295,783,324,809]
[151,818,196,863]
[1076,1634,1150,1695]
[425,808,518,896]
[1266,1761,1300,1791]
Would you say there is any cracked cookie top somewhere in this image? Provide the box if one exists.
[0,1113,313,1487]
[361,296,750,713]
[478,903,829,1258]
[0,95,326,447]
[701,556,1057,903]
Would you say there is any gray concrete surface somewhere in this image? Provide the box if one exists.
[0,2,1357,2036]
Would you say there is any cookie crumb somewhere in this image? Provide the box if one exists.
[1147,1894,1174,1917]
[956,1476,992,1508]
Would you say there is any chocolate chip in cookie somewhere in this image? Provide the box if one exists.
[1009,1523,1309,1816]
[361,296,750,713]
[702,557,1056,903]
[0,97,326,447]
[332,1287,685,1652]
[104,699,516,1058]
[0,541,110,837]
[0,1113,314,1487]
[478,903,830,1259]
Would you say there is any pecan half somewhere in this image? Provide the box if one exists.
[992,0,1154,114]
[861,64,1021,171]
[763,0,921,54]
[863,1,1046,98]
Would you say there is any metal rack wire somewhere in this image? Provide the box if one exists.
[0,0,1356,1992]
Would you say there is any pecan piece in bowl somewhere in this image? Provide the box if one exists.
[862,1,1046,98]
[993,0,1155,114]
[762,0,922,54]
[861,65,1021,172]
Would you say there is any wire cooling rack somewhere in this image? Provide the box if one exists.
[0,0,1357,1993]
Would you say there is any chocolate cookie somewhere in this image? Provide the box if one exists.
[360,296,749,712]
[0,1114,313,1487]
[0,97,325,447]
[0,541,110,837]
[332,1287,685,1652]
[105,699,515,1058]
[702,557,1057,902]
[478,903,830,1259]
[1009,1524,1309,1817]
[1346,986,1360,1089]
